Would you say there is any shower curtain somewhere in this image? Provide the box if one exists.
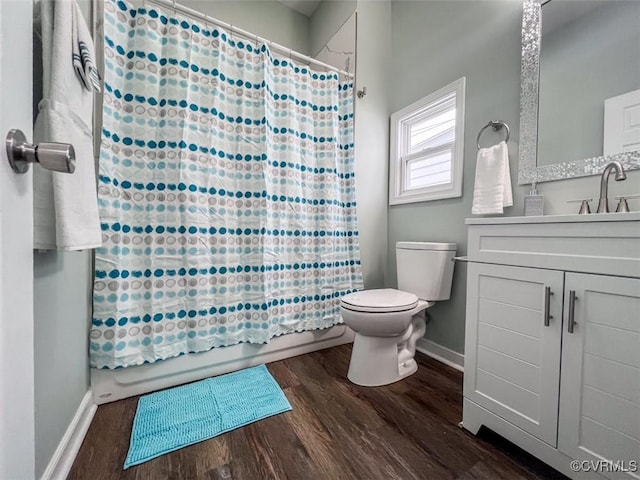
[91,0,363,369]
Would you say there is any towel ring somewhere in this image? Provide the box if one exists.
[477,120,509,149]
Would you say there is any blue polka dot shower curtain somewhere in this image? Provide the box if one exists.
[91,0,363,369]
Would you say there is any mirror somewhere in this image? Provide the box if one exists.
[518,0,640,184]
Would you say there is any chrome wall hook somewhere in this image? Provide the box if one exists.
[357,86,366,98]
[5,129,75,174]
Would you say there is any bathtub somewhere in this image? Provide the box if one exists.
[91,324,353,404]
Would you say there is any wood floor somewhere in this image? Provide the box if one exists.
[69,345,566,480]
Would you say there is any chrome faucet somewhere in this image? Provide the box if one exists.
[597,161,627,213]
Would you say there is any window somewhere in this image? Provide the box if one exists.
[389,77,466,205]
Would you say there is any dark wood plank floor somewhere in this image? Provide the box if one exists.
[69,345,566,479]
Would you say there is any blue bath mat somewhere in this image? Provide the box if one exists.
[124,364,292,469]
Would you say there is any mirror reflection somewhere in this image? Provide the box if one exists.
[536,0,640,167]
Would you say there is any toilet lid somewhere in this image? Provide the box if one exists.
[341,288,418,313]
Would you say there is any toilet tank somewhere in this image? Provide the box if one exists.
[396,242,456,301]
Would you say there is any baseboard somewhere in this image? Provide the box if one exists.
[40,390,97,480]
[416,338,464,372]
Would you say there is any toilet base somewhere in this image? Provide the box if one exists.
[346,312,426,387]
[347,334,419,386]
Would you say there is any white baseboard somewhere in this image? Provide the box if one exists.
[41,390,97,480]
[416,338,464,372]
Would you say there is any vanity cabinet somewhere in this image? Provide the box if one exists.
[463,214,640,480]
[558,273,640,478]
[464,263,563,447]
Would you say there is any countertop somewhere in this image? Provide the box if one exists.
[465,212,640,225]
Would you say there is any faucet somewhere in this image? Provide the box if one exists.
[597,161,627,213]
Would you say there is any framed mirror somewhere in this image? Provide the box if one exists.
[518,0,640,185]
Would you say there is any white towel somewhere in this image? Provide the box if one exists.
[72,3,101,92]
[471,141,513,215]
[33,0,101,250]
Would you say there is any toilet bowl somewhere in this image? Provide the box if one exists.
[340,242,456,386]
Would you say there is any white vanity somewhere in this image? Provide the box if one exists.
[462,213,640,479]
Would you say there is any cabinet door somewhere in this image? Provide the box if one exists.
[559,273,640,480]
[464,263,564,446]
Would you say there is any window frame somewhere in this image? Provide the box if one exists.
[389,77,466,205]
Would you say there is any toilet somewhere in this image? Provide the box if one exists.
[340,242,456,386]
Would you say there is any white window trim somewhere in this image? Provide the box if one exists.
[389,77,466,206]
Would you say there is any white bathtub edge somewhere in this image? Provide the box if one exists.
[92,325,354,404]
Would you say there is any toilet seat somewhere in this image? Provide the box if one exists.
[341,288,418,313]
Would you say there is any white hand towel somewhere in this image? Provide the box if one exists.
[471,141,513,215]
[33,0,102,251]
[72,2,101,92]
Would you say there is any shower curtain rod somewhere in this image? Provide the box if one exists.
[140,0,355,79]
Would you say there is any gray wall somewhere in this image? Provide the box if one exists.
[353,0,390,288]
[33,2,94,477]
[182,0,311,55]
[387,0,640,355]
[538,2,640,166]
[309,0,357,57]
[34,252,92,478]
[387,1,526,354]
